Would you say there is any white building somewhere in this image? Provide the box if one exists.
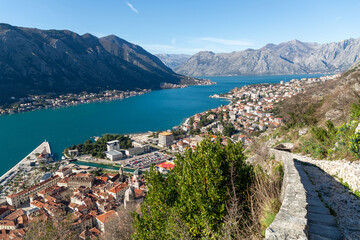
[55,167,72,178]
[106,140,120,151]
[158,132,174,147]
[125,142,150,156]
[105,150,123,161]
[105,140,123,161]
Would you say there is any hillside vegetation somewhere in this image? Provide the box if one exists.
[132,137,284,239]
[271,62,360,160]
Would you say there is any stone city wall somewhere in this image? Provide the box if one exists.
[293,154,360,192]
[265,149,308,240]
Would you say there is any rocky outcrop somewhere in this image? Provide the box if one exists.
[175,38,360,76]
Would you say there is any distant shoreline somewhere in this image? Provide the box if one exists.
[0,89,151,118]
[0,80,216,118]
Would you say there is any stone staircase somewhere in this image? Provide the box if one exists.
[294,160,343,240]
[265,149,344,240]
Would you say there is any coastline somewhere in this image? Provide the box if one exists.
[0,80,216,118]
[0,141,51,182]
[0,89,151,117]
[0,141,51,203]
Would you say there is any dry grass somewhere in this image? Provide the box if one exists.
[277,71,360,128]
[222,161,283,240]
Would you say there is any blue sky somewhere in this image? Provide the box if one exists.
[0,0,359,54]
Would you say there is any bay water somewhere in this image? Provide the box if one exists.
[0,74,322,175]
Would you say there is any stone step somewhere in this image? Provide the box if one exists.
[307,197,325,207]
[308,218,343,240]
[308,205,331,215]
[308,233,342,240]
[308,212,337,226]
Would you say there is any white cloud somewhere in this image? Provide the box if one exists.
[126,2,139,14]
[171,38,176,45]
[197,37,253,46]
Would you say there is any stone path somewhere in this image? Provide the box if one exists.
[295,159,360,240]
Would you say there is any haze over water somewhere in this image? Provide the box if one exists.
[0,74,322,175]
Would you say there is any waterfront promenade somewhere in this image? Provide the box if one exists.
[0,141,51,184]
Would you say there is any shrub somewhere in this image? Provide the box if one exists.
[351,100,360,119]
[132,136,253,239]
[349,132,360,158]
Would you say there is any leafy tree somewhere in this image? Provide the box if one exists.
[189,128,201,136]
[223,122,236,137]
[171,128,187,140]
[132,137,253,239]
[189,117,194,126]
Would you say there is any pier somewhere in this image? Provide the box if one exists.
[0,141,51,203]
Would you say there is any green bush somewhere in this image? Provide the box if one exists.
[349,132,360,158]
[351,100,360,119]
[311,126,329,142]
[132,136,253,239]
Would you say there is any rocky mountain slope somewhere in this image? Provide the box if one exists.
[275,62,360,127]
[155,54,191,69]
[0,23,193,105]
[175,39,360,76]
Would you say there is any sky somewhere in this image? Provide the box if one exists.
[0,0,359,54]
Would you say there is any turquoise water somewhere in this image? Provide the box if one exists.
[73,161,135,173]
[0,74,322,175]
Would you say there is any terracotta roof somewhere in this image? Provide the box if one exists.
[134,189,146,198]
[5,209,25,221]
[96,210,117,224]
[0,220,15,226]
[108,182,128,194]
[68,203,78,209]
[30,200,44,209]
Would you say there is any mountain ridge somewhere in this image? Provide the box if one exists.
[155,53,191,69]
[0,23,193,105]
[175,38,360,76]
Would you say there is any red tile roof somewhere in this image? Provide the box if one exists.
[96,210,117,224]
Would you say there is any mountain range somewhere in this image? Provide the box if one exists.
[174,38,360,76]
[155,54,191,69]
[0,23,196,105]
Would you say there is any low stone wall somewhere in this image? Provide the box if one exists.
[293,154,360,192]
[265,149,308,240]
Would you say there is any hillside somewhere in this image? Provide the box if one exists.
[175,38,360,76]
[271,62,360,160]
[276,63,360,126]
[0,24,196,105]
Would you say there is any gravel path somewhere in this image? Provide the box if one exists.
[299,160,360,239]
